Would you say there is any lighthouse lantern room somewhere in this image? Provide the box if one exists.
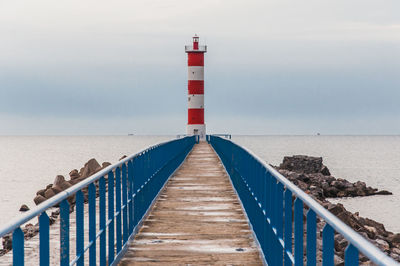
[185,35,207,140]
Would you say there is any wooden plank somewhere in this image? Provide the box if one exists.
[119,142,263,265]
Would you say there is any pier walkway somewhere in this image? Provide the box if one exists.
[119,142,263,265]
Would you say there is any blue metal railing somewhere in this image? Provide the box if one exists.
[0,136,196,266]
[209,135,399,266]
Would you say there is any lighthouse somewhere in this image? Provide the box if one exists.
[185,35,207,140]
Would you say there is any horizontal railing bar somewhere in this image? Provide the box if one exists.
[69,252,82,266]
[285,250,295,264]
[219,137,398,266]
[96,229,105,239]
[82,240,94,257]
[0,138,176,237]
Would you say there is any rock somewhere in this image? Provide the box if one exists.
[375,190,392,195]
[323,186,339,197]
[388,234,400,245]
[356,189,366,197]
[49,216,56,225]
[375,239,390,252]
[19,204,29,212]
[119,155,127,161]
[53,175,65,187]
[364,226,377,236]
[36,189,46,197]
[320,165,331,176]
[392,247,400,255]
[52,185,62,194]
[390,251,400,261]
[279,155,325,174]
[24,223,39,238]
[59,181,72,191]
[328,203,346,216]
[2,234,12,250]
[334,234,347,252]
[79,158,101,179]
[69,169,80,180]
[69,177,83,185]
[334,254,344,266]
[102,162,111,168]
[44,188,56,199]
[33,195,46,205]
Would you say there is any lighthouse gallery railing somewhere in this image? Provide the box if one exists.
[209,135,398,266]
[0,136,196,266]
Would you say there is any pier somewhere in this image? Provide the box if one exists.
[119,142,262,265]
[0,135,398,265]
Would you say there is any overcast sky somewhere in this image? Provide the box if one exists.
[1,0,399,135]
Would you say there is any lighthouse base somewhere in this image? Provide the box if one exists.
[187,124,206,140]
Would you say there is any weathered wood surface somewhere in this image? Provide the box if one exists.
[119,142,263,265]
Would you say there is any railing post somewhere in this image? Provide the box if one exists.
[122,163,128,244]
[294,198,303,265]
[116,166,122,253]
[284,189,293,266]
[108,171,115,264]
[128,160,134,233]
[307,209,317,266]
[39,212,49,266]
[13,227,24,266]
[345,243,359,266]
[277,182,284,265]
[99,177,106,266]
[60,199,70,266]
[76,190,84,266]
[88,183,96,266]
[322,224,334,266]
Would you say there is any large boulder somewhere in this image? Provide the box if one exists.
[19,204,29,212]
[44,188,56,199]
[102,162,111,168]
[59,181,72,191]
[69,169,80,180]
[388,233,400,245]
[52,185,62,194]
[36,189,46,197]
[79,158,101,179]
[53,175,65,187]
[279,155,330,175]
[33,195,46,205]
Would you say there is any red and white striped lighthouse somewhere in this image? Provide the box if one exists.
[185,35,207,140]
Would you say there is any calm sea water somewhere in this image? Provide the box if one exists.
[0,135,399,233]
[0,136,170,227]
[233,135,400,233]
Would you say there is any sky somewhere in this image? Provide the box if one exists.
[0,0,399,135]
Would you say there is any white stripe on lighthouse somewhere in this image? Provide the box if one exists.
[188,94,204,109]
[188,66,204,80]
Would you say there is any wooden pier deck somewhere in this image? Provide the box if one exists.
[119,142,263,265]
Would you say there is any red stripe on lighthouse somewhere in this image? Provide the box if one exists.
[188,80,204,94]
[188,53,204,66]
[188,109,204,124]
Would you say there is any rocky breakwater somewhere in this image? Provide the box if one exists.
[1,158,113,255]
[274,155,400,263]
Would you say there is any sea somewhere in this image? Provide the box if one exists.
[0,135,399,234]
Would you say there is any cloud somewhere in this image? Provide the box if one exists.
[0,0,399,134]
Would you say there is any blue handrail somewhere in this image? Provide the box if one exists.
[0,136,196,266]
[209,135,399,266]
